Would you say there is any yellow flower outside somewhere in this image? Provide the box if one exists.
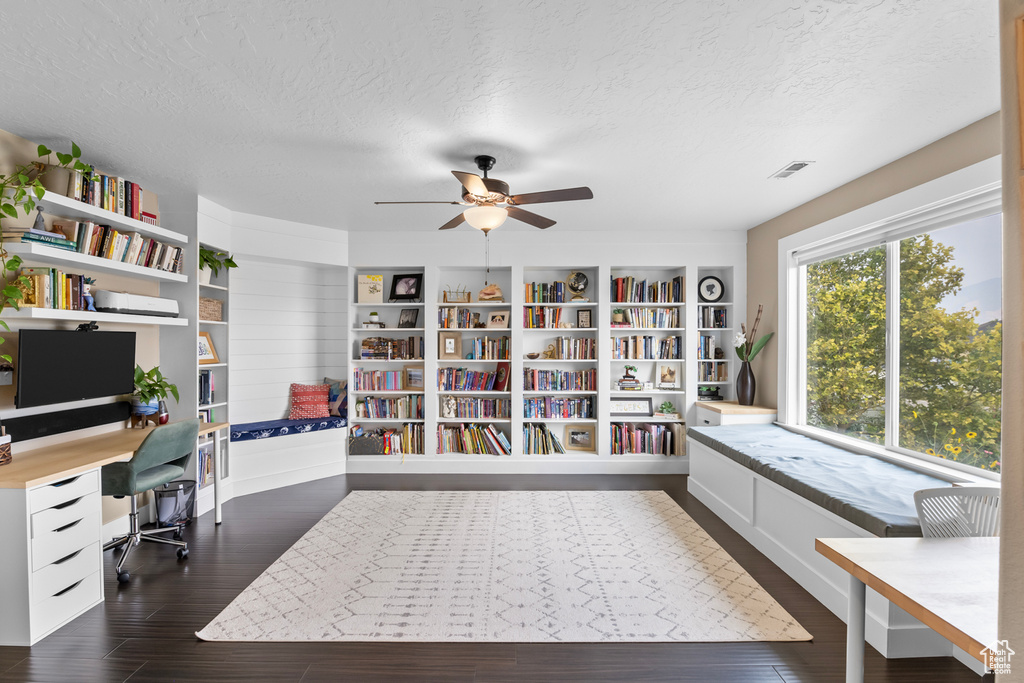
[925,449,935,455]
[967,432,977,439]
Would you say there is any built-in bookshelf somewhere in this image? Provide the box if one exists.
[196,242,230,494]
[348,267,427,456]
[695,266,735,402]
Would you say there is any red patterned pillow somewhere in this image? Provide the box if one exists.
[288,383,330,420]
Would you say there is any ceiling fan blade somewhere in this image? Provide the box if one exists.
[374,201,463,205]
[452,171,489,197]
[438,213,466,230]
[509,186,593,205]
[506,206,555,229]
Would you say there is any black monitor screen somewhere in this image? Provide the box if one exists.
[16,330,136,408]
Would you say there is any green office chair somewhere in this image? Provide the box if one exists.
[102,418,200,584]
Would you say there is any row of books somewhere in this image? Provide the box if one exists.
[523,306,566,329]
[523,368,597,391]
[352,368,407,391]
[697,334,720,360]
[197,445,214,487]
[698,363,729,382]
[354,394,424,420]
[523,396,594,419]
[360,336,424,360]
[436,366,510,391]
[467,335,510,360]
[524,280,568,303]
[611,275,685,303]
[698,306,728,329]
[65,169,159,224]
[198,370,216,406]
[439,396,511,419]
[349,423,425,455]
[523,423,565,454]
[438,307,476,329]
[617,307,681,329]
[610,335,683,360]
[18,267,89,310]
[541,336,596,360]
[198,407,218,424]
[7,220,184,274]
[436,423,511,455]
[610,422,685,456]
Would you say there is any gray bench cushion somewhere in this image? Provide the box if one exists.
[687,424,952,537]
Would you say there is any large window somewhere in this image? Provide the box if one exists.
[802,213,1002,474]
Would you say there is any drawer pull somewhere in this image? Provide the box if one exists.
[52,549,83,565]
[51,476,81,488]
[53,519,82,533]
[53,580,83,598]
[53,497,83,510]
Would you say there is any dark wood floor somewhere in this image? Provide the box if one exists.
[0,474,989,682]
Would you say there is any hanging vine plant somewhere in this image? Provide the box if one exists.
[0,142,91,361]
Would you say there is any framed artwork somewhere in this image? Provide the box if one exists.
[565,423,595,452]
[439,331,462,359]
[357,274,384,303]
[398,308,420,328]
[698,275,725,303]
[609,397,653,416]
[390,273,423,301]
[657,363,679,388]
[576,309,591,329]
[486,310,510,328]
[403,365,424,390]
[198,331,219,364]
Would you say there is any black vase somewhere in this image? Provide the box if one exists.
[736,361,755,406]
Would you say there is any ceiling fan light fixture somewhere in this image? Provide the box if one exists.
[464,204,508,233]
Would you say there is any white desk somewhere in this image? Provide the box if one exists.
[0,422,228,645]
[816,537,998,682]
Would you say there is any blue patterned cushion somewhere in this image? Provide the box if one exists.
[230,417,346,442]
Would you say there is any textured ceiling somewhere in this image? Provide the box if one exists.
[0,0,999,233]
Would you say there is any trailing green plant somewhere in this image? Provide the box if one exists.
[133,365,179,404]
[0,142,91,361]
[198,247,238,277]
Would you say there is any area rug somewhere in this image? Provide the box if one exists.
[197,490,812,642]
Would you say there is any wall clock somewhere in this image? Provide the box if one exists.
[567,271,589,301]
[698,276,725,303]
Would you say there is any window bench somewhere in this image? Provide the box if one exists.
[229,417,347,442]
[686,424,981,670]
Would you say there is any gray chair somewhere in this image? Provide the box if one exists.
[913,486,1001,538]
[102,419,200,583]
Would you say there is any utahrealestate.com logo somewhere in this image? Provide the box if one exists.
[981,640,1014,674]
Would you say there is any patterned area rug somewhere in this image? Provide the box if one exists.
[197,490,812,642]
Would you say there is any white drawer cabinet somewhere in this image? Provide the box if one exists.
[0,467,104,645]
[694,401,777,426]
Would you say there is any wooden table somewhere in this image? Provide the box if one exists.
[0,421,230,523]
[816,537,998,682]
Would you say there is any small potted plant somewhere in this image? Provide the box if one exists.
[369,311,380,323]
[612,309,625,324]
[132,365,179,428]
[198,247,238,285]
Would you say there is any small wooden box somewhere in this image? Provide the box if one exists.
[199,297,224,322]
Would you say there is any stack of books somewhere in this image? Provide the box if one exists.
[617,375,642,391]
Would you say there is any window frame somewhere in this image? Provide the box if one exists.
[777,158,1002,482]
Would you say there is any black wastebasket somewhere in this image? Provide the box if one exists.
[154,480,197,527]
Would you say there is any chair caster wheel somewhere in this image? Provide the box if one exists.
[176,547,189,559]
[173,530,183,540]
[117,571,131,584]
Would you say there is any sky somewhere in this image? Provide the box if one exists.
[933,212,1002,323]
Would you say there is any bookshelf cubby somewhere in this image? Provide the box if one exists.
[695,266,735,402]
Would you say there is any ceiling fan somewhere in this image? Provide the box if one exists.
[374,155,593,233]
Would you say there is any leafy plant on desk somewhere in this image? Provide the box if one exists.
[134,365,180,404]
[198,247,238,277]
[0,142,90,361]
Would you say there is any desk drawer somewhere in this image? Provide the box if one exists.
[32,570,102,641]
[31,511,100,571]
[29,471,99,514]
[32,542,101,605]
[31,491,99,539]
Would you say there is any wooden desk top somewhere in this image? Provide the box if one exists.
[0,422,229,490]
[816,536,998,662]
[696,401,777,415]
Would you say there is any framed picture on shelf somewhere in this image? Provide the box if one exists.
[390,273,423,301]
[609,397,653,417]
[403,365,424,390]
[439,331,462,359]
[657,363,679,389]
[486,310,510,328]
[576,309,591,329]
[198,332,219,364]
[357,274,384,303]
[398,308,419,328]
[565,423,595,452]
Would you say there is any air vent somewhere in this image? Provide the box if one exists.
[769,161,814,179]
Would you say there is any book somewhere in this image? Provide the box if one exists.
[357,274,384,303]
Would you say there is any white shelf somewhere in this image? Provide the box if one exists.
[3,307,188,326]
[521,358,596,363]
[698,359,730,363]
[611,327,686,332]
[437,358,511,364]
[438,418,512,423]
[435,301,510,307]
[522,301,597,307]
[609,389,685,395]
[609,302,685,307]
[353,302,424,307]
[354,358,424,363]
[40,191,188,244]
[522,390,597,395]
[6,243,188,282]
[353,418,425,423]
[610,417,686,423]
[698,301,733,305]
[199,283,228,291]
[523,417,597,423]
[609,358,683,363]
[199,363,228,368]
[350,389,424,395]
[697,327,733,331]
[199,401,228,409]
[436,390,511,395]
[200,319,227,325]
[522,327,598,332]
[352,327,424,332]
[437,327,512,332]
[697,381,730,385]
